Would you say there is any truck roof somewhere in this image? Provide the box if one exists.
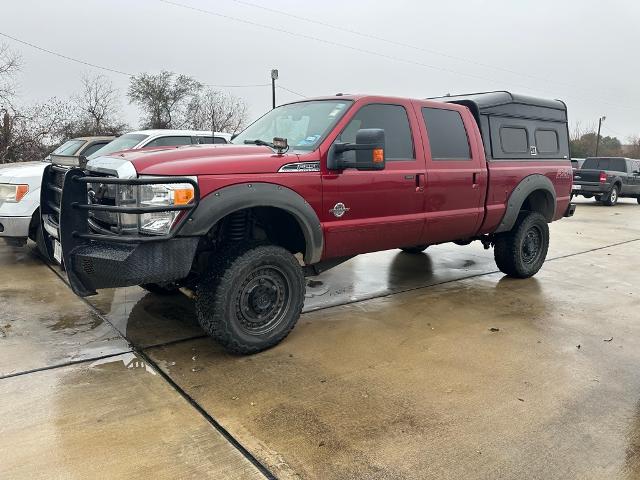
[429,91,567,111]
[129,129,232,140]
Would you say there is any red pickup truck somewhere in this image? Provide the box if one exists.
[42,91,575,354]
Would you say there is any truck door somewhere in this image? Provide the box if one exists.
[321,102,427,258]
[417,105,487,244]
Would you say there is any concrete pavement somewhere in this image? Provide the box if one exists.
[1,197,639,479]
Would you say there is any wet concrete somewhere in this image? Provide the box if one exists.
[2,197,640,478]
[148,240,640,479]
[0,245,129,377]
[0,352,263,479]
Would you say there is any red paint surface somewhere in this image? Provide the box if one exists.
[118,95,572,262]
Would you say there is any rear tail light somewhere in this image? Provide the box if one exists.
[599,171,607,183]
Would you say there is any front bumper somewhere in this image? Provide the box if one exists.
[41,165,200,297]
[0,215,31,239]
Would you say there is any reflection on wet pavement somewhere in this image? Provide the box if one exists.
[0,352,263,479]
[0,245,129,377]
[148,241,640,479]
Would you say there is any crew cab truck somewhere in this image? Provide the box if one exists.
[41,91,575,354]
[572,157,640,205]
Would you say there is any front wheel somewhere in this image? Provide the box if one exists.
[196,244,305,354]
[602,185,619,206]
[494,212,550,278]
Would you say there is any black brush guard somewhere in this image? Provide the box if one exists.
[42,166,200,297]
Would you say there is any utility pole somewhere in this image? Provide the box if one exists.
[271,69,278,109]
[595,116,606,156]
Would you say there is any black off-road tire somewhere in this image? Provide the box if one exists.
[637,197,640,205]
[602,185,619,206]
[400,245,429,254]
[494,212,550,278]
[196,243,305,354]
[140,282,179,295]
[595,195,603,202]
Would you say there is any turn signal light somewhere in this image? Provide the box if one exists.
[372,148,384,164]
[174,188,195,205]
[16,185,29,202]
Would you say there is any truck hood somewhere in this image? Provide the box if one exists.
[0,161,48,185]
[95,144,311,176]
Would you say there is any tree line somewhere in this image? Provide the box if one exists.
[570,122,640,159]
[0,42,248,163]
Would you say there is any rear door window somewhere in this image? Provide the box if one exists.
[144,136,193,147]
[421,107,471,160]
[339,104,414,160]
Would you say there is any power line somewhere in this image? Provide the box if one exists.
[277,85,307,98]
[225,0,578,92]
[0,30,272,89]
[157,0,637,114]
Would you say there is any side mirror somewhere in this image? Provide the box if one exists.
[328,128,386,171]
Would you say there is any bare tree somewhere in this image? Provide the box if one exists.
[626,136,640,160]
[72,73,125,135]
[0,98,72,163]
[0,42,21,108]
[128,71,202,129]
[185,88,248,135]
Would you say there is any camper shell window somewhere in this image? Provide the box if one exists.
[430,91,569,161]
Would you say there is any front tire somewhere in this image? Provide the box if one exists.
[494,212,550,278]
[196,244,305,354]
[140,282,179,295]
[400,245,429,254]
[602,185,619,206]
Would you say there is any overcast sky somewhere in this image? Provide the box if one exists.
[2,0,639,140]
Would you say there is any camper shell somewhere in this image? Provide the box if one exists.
[431,91,569,161]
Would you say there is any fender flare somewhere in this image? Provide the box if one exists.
[495,174,557,233]
[180,182,324,264]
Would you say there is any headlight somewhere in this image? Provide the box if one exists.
[0,184,29,203]
[137,181,196,235]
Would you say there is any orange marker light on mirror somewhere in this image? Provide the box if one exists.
[372,148,384,163]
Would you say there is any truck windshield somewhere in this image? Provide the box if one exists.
[88,133,148,160]
[582,157,627,172]
[51,140,85,157]
[232,100,352,151]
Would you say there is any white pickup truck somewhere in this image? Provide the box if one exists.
[0,136,113,247]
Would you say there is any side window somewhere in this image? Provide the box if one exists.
[199,136,228,144]
[144,136,192,147]
[500,127,528,154]
[611,158,627,173]
[421,107,471,160]
[535,129,559,153]
[81,142,108,157]
[339,104,414,160]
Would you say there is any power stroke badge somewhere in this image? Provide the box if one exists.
[330,202,350,218]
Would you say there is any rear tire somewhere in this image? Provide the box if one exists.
[602,185,619,206]
[637,197,640,205]
[595,195,603,202]
[400,245,429,254]
[494,212,549,278]
[196,244,305,354]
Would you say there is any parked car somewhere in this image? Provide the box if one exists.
[572,157,640,205]
[43,91,575,354]
[0,136,113,248]
[84,130,231,162]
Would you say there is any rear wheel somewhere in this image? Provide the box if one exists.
[400,245,429,254]
[602,185,619,206]
[196,244,305,354]
[494,212,549,278]
[637,197,640,205]
[595,195,603,202]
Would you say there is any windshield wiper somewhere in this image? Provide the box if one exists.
[244,139,275,148]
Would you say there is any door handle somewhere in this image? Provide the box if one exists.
[415,173,425,192]
[472,172,479,188]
